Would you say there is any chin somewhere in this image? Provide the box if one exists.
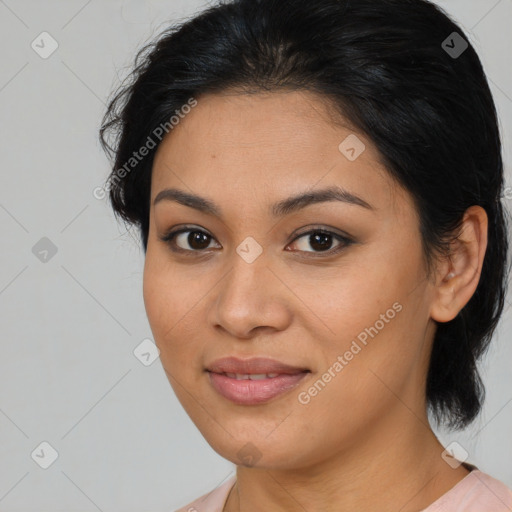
[201,429,311,470]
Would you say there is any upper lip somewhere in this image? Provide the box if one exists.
[206,357,310,375]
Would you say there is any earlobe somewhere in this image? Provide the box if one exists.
[431,270,459,323]
[430,205,488,324]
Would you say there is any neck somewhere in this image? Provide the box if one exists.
[224,408,470,512]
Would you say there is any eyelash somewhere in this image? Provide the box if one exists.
[159,225,355,258]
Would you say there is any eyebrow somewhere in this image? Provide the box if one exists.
[153,185,375,218]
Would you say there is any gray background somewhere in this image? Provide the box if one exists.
[0,0,511,510]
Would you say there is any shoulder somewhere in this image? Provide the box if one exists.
[424,469,512,511]
[173,476,236,512]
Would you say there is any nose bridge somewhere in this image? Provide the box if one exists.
[210,242,287,337]
[222,244,269,309]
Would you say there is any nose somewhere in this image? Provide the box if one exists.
[208,251,292,339]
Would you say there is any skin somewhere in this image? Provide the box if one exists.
[143,90,488,512]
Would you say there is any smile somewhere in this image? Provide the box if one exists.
[207,371,309,405]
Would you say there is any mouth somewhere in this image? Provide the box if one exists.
[206,356,310,375]
[205,356,311,405]
[216,372,287,380]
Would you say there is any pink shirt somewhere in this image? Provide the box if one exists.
[174,469,512,511]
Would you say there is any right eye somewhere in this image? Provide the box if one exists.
[159,226,221,255]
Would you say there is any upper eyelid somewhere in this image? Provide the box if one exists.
[164,225,349,239]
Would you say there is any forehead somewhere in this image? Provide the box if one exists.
[150,90,406,218]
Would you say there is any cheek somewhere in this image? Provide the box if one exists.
[143,263,203,415]
[308,264,400,346]
[303,269,423,406]
[293,321,414,450]
[143,255,183,352]
[142,255,207,377]
[142,260,168,337]
[143,246,189,330]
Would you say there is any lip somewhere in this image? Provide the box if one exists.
[206,357,310,405]
[206,356,309,375]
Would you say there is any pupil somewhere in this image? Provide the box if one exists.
[189,231,210,249]
[310,233,332,251]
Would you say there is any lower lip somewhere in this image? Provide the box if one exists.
[207,371,309,405]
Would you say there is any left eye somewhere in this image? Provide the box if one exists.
[288,229,353,254]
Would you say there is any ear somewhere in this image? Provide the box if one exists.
[430,205,488,323]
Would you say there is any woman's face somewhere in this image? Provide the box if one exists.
[143,90,439,470]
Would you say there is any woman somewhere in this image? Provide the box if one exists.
[99,0,512,510]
